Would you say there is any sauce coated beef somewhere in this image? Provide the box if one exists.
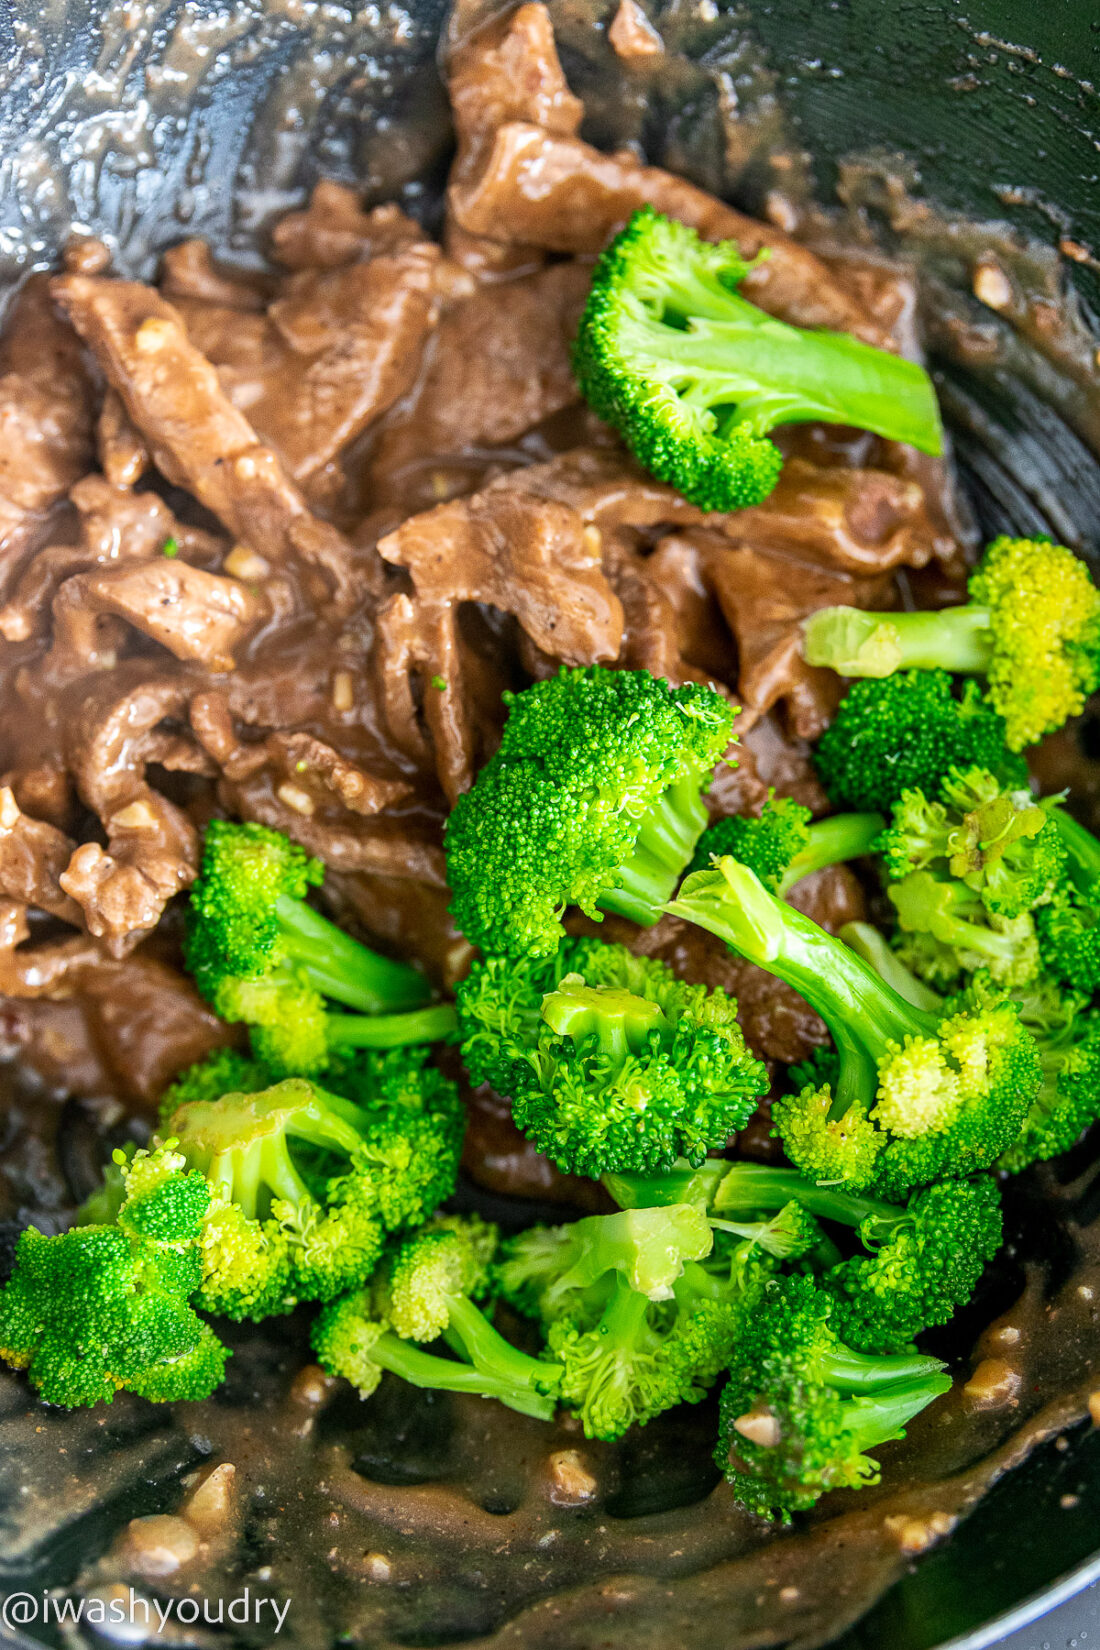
[0,3,960,1192]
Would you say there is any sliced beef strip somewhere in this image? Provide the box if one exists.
[271,187,425,272]
[0,275,95,559]
[176,245,440,488]
[0,477,226,643]
[190,689,410,816]
[57,666,203,955]
[372,593,483,804]
[219,766,447,886]
[48,558,263,675]
[647,531,891,739]
[0,900,106,999]
[443,2,582,279]
[51,275,358,613]
[160,240,269,310]
[0,789,83,925]
[449,124,889,342]
[97,389,150,488]
[378,485,623,664]
[370,260,590,501]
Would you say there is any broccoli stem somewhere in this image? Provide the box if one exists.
[600,772,710,925]
[837,1373,953,1447]
[323,1004,458,1050]
[369,1330,559,1420]
[709,1164,897,1230]
[838,922,943,1012]
[442,1292,563,1400]
[802,604,994,680]
[668,859,938,1119]
[778,814,885,895]
[1052,810,1100,892]
[602,1160,727,1210]
[274,895,429,1013]
[819,1346,947,1394]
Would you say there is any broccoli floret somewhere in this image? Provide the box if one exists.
[804,538,1100,751]
[822,1177,1002,1354]
[456,937,766,1176]
[690,793,883,895]
[572,206,942,512]
[184,820,447,1075]
[814,672,1027,816]
[497,1203,763,1439]
[716,1274,950,1521]
[313,1215,563,1421]
[0,1146,228,1408]
[878,769,1065,918]
[163,1054,465,1319]
[159,1048,274,1124]
[609,1157,1002,1352]
[997,980,1100,1172]
[667,858,1042,1198]
[889,872,1040,991]
[445,665,738,957]
[1037,810,1100,995]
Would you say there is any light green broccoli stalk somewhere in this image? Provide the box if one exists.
[445,665,738,957]
[456,937,766,1177]
[715,1274,950,1521]
[803,537,1100,751]
[666,857,1042,1199]
[1,1146,229,1408]
[572,206,942,512]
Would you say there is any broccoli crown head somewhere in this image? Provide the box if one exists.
[184,820,323,996]
[814,672,1023,816]
[998,981,1100,1172]
[446,666,737,957]
[0,1150,229,1409]
[878,769,1065,920]
[825,1176,1003,1353]
[310,1289,389,1399]
[716,1274,950,1520]
[212,969,331,1076]
[689,793,812,888]
[457,936,766,1177]
[572,206,941,512]
[384,1216,499,1343]
[969,536,1100,751]
[1037,887,1100,997]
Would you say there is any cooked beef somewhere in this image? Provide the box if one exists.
[450,123,888,340]
[0,276,94,581]
[48,559,262,675]
[51,275,359,612]
[271,187,426,272]
[0,789,82,925]
[370,261,591,501]
[96,389,150,488]
[160,240,269,310]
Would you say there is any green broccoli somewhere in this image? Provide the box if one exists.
[666,857,1042,1198]
[716,1274,950,1521]
[1037,810,1100,995]
[690,793,884,894]
[159,1047,275,1122]
[445,665,738,957]
[803,537,1100,751]
[162,1052,465,1319]
[572,206,942,512]
[313,1215,563,1421]
[0,1146,228,1408]
[877,769,1065,918]
[997,979,1100,1172]
[813,671,1026,816]
[184,820,449,1074]
[456,937,767,1177]
[836,922,945,1011]
[497,1203,766,1440]
[889,872,1041,991]
[607,1157,1002,1353]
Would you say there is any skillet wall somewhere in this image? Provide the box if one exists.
[0,1,1097,1647]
